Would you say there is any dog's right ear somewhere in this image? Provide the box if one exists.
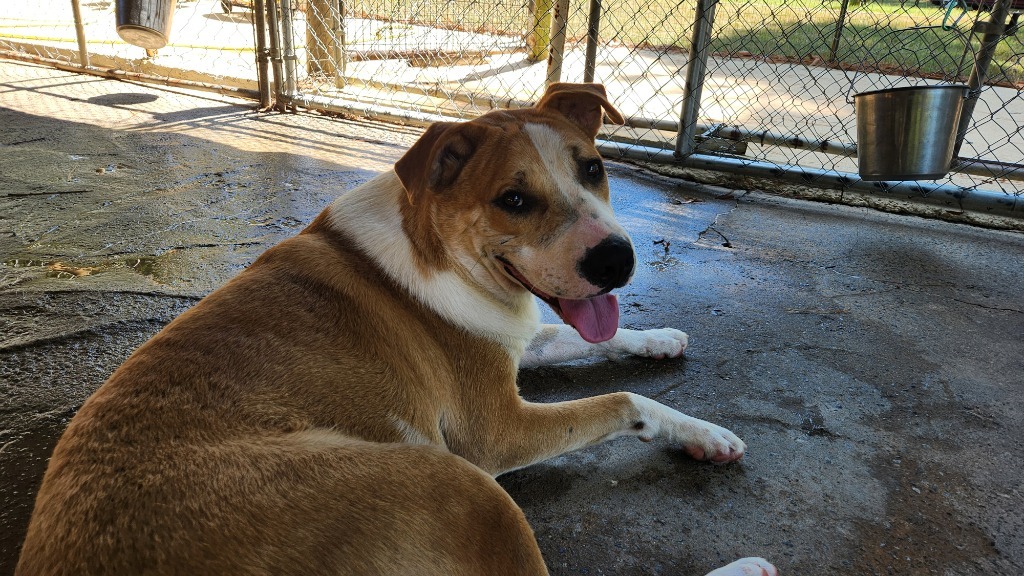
[395,122,484,203]
[536,83,624,139]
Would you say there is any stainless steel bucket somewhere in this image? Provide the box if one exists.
[116,0,175,50]
[854,85,968,181]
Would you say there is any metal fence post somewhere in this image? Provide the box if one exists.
[334,0,347,88]
[584,0,602,83]
[266,0,285,109]
[546,0,571,85]
[70,0,89,67]
[253,0,272,109]
[953,0,1013,159]
[675,0,718,158]
[280,0,298,97]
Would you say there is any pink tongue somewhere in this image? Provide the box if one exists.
[557,294,619,344]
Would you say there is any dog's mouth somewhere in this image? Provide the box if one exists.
[496,257,619,344]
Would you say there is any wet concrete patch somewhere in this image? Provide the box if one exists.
[86,92,160,107]
[851,453,1004,575]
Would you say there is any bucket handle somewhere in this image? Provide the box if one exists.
[942,0,972,32]
[843,21,979,104]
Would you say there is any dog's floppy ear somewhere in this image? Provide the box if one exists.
[536,83,625,139]
[395,121,485,203]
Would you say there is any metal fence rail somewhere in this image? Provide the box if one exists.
[2,0,1022,220]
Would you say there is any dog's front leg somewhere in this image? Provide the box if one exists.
[460,391,743,476]
[520,324,688,368]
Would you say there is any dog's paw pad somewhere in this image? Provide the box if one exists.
[704,557,777,576]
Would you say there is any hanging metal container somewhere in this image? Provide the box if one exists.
[854,84,969,181]
[116,0,175,50]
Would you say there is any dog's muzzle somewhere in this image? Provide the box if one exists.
[577,235,635,292]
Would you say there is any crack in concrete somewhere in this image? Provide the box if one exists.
[160,240,266,252]
[4,137,45,146]
[3,189,90,198]
[832,284,1023,314]
[949,297,1024,314]
[694,196,741,248]
[2,289,202,300]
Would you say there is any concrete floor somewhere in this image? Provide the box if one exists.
[1,60,1023,575]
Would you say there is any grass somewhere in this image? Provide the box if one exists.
[589,0,1022,86]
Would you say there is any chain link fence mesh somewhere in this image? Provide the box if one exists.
[0,0,258,91]
[2,0,1022,199]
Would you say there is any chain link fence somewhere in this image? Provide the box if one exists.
[0,0,260,97]
[276,0,1023,217]
[2,0,1022,217]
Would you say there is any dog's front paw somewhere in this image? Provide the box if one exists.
[629,395,745,463]
[676,418,745,464]
[602,328,688,361]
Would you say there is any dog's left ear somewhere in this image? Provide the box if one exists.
[395,121,486,204]
[536,83,625,139]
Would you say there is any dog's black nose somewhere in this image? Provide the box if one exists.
[578,235,635,291]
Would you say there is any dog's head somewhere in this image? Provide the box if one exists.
[394,83,630,343]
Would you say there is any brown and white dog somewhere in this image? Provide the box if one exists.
[17,83,775,576]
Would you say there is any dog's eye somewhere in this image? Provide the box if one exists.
[583,159,604,183]
[496,190,531,214]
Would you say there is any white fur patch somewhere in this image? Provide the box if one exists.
[524,123,620,228]
[524,123,575,203]
[520,324,688,368]
[327,171,540,357]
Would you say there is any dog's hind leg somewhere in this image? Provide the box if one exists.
[41,432,550,576]
[239,433,550,576]
[521,324,688,368]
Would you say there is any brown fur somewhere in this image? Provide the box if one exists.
[18,226,551,574]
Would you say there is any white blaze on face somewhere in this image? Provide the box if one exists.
[512,122,632,343]
[521,123,629,293]
[523,122,621,236]
[524,123,577,205]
